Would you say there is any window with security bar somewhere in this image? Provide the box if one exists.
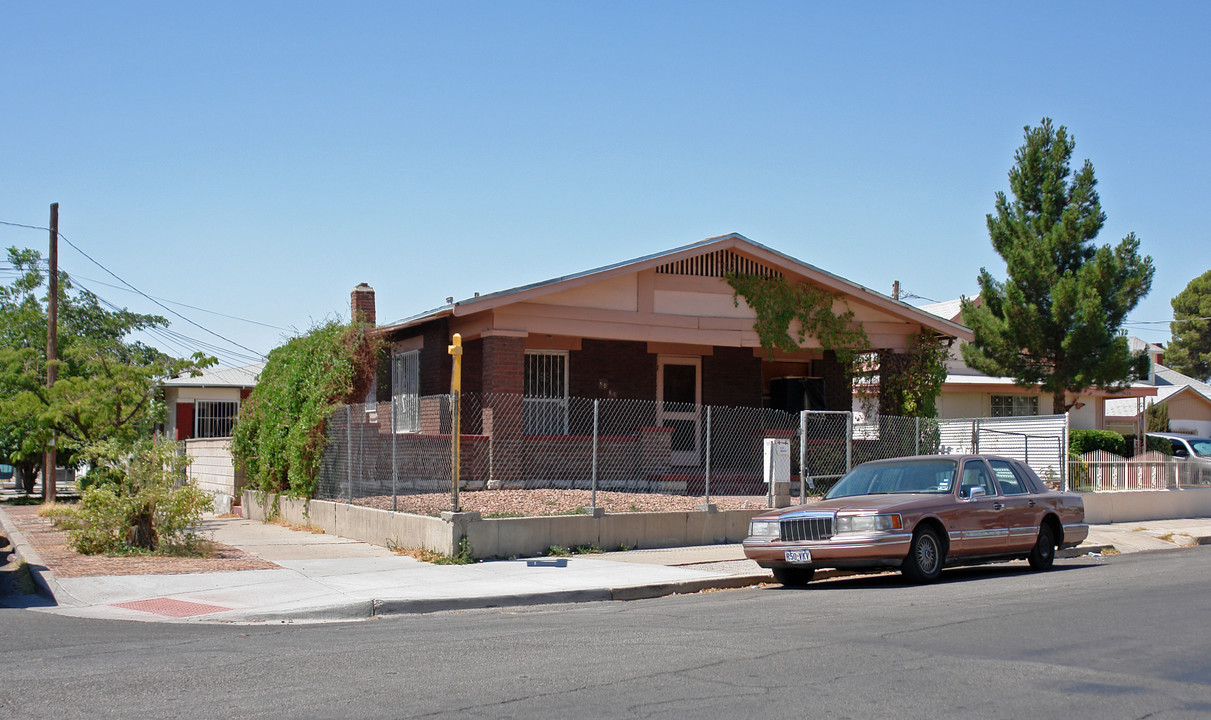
[990,394,1038,418]
[392,349,420,432]
[195,400,239,438]
[525,350,568,435]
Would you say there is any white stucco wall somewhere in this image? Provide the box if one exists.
[185,437,243,513]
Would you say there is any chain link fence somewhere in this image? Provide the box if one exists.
[315,394,1073,512]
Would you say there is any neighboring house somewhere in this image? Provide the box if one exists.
[916,300,1155,430]
[1105,338,1211,438]
[161,362,264,512]
[363,233,970,488]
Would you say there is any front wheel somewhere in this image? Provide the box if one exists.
[901,527,943,584]
[773,566,815,587]
[1028,523,1056,571]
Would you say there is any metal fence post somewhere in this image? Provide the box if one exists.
[591,399,599,510]
[914,417,920,456]
[346,404,352,504]
[391,396,398,513]
[799,410,808,499]
[845,411,853,473]
[1061,413,1069,492]
[972,419,980,454]
[704,405,712,506]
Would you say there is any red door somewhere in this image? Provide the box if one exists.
[175,402,195,441]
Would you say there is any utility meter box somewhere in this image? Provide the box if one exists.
[763,438,791,485]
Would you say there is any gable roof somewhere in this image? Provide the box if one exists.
[163,362,264,388]
[379,233,972,341]
[1105,363,1211,417]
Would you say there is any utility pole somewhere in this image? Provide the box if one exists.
[45,203,59,503]
[892,280,901,302]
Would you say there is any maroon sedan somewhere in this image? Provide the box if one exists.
[743,455,1088,586]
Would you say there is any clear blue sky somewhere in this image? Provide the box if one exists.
[2,1,1206,366]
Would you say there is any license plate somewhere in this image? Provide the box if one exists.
[784,549,812,564]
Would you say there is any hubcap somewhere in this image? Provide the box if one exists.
[917,535,938,572]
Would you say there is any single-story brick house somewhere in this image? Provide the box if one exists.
[356,234,971,489]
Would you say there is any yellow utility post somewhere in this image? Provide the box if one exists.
[448,333,463,512]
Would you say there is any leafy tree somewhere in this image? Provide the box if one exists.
[0,246,212,484]
[231,321,378,498]
[961,119,1154,414]
[1166,269,1211,381]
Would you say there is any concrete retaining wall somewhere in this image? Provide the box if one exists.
[242,490,763,559]
[1081,488,1211,524]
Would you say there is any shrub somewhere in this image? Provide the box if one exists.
[68,439,213,555]
[231,321,379,498]
[1069,429,1127,457]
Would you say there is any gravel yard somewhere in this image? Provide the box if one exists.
[352,489,806,517]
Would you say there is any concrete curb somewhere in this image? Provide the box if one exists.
[210,598,376,624]
[0,504,75,606]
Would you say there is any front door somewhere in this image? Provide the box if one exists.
[657,356,701,466]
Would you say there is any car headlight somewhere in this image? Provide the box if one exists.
[749,520,779,538]
[835,513,902,534]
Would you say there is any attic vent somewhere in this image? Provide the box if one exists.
[655,250,782,279]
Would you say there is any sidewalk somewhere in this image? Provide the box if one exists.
[3,503,1210,625]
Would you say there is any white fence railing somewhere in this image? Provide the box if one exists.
[1069,450,1211,491]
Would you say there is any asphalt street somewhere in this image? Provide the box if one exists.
[2,547,1210,720]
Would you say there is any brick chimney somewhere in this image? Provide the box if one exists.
[351,283,376,326]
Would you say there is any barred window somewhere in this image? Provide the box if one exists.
[392,349,420,432]
[524,351,568,435]
[990,395,1038,418]
[195,400,239,438]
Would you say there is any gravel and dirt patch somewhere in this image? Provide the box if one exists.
[1,505,277,578]
[353,489,793,517]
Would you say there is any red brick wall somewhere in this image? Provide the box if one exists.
[482,336,525,395]
[419,319,451,396]
[820,350,852,412]
[569,339,656,399]
[702,347,763,407]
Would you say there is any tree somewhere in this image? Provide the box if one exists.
[1166,269,1211,381]
[961,119,1154,414]
[0,246,212,484]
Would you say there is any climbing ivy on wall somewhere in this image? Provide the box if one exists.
[724,273,870,367]
[871,331,952,418]
[231,321,380,498]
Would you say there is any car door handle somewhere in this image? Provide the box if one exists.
[992,503,1004,511]
[1028,500,1036,507]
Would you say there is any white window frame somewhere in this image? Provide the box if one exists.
[991,394,1038,418]
[195,400,239,438]
[392,349,421,433]
[524,350,569,435]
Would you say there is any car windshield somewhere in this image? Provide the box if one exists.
[825,459,958,499]
[1191,439,1211,457]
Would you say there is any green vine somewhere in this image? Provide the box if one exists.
[725,273,870,366]
[231,321,381,499]
[871,331,951,418]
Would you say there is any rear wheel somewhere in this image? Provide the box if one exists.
[901,527,943,584]
[773,566,815,587]
[1028,523,1056,571]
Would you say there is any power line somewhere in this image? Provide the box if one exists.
[68,273,289,331]
[2,218,266,361]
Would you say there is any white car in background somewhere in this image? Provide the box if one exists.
[1147,433,1211,485]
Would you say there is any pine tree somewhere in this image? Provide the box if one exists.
[1166,269,1211,381]
[961,119,1154,414]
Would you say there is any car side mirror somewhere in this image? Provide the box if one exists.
[967,486,987,500]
